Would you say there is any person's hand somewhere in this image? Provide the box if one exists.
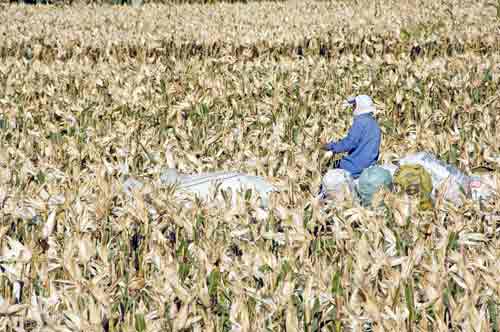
[342,96,356,109]
[318,137,329,151]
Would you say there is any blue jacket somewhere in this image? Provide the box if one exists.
[325,113,381,178]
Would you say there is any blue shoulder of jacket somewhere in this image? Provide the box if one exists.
[354,113,374,120]
[353,114,376,124]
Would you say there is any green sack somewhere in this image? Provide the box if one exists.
[357,166,393,207]
[393,164,434,211]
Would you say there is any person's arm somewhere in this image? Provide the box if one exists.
[323,120,363,153]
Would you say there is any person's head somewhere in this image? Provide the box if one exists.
[346,95,376,115]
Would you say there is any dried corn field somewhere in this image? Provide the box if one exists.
[0,0,499,331]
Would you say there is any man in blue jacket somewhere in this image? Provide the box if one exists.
[321,95,381,179]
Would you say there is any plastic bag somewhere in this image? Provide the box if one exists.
[393,164,434,211]
[357,166,392,207]
[399,152,470,205]
[320,169,356,203]
[379,163,398,177]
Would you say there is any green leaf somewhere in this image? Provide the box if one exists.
[405,282,416,324]
[276,260,291,286]
[259,264,273,274]
[489,299,498,332]
[331,270,342,296]
[208,268,220,298]
[36,171,46,185]
[483,68,493,82]
[447,231,458,252]
[0,118,7,130]
[400,29,411,41]
[134,313,146,332]
[199,103,209,117]
[244,188,253,201]
[293,126,300,145]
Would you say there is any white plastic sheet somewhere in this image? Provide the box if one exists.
[159,168,278,208]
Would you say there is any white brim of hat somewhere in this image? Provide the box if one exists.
[354,105,376,115]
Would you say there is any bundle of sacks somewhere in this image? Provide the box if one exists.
[319,166,392,208]
[320,152,497,210]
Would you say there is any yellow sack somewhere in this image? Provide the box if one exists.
[393,164,433,211]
